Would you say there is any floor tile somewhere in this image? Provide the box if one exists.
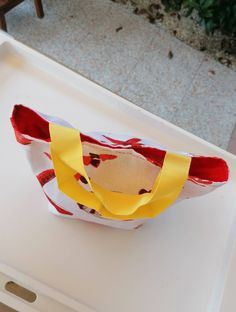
[63,2,159,93]
[68,33,140,93]
[175,58,236,149]
[7,1,88,54]
[120,30,204,122]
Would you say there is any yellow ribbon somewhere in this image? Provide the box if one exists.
[49,123,191,220]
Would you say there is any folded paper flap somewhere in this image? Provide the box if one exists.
[11,105,229,184]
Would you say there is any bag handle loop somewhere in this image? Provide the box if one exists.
[49,124,191,220]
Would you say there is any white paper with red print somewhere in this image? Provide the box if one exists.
[11,105,229,230]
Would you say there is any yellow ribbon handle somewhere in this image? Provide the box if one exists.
[49,123,191,220]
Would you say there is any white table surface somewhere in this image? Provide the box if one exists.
[0,31,236,312]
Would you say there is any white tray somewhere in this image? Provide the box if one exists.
[0,31,236,312]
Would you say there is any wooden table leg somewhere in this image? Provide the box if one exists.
[34,0,44,18]
[0,13,7,32]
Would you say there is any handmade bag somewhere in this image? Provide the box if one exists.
[11,105,229,229]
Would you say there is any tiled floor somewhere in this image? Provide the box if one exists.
[5,0,236,151]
